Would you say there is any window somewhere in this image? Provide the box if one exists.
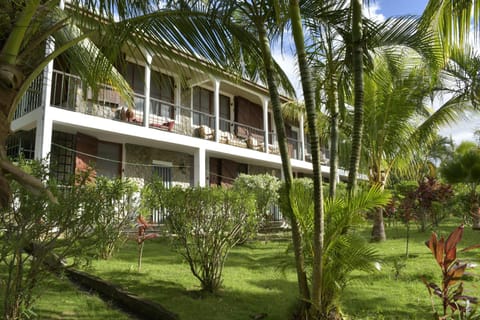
[50,131,76,184]
[6,129,36,160]
[125,62,145,94]
[151,162,173,223]
[192,87,230,127]
[96,142,122,179]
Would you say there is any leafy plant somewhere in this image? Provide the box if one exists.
[281,179,390,316]
[136,215,159,272]
[392,257,407,280]
[89,177,139,259]
[232,173,280,227]
[423,225,480,319]
[0,160,104,320]
[161,186,256,293]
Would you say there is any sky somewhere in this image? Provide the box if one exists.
[275,0,477,145]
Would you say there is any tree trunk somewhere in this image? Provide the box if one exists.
[326,67,339,199]
[371,207,386,242]
[347,0,364,195]
[289,1,325,317]
[0,86,18,209]
[256,22,311,315]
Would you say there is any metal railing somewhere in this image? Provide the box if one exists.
[48,70,318,162]
[15,74,44,119]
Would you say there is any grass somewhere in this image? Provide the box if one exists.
[0,271,132,319]
[85,239,299,320]
[2,217,479,319]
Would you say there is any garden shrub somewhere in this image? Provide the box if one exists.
[232,173,280,229]
[88,177,138,259]
[162,186,256,293]
[0,160,106,320]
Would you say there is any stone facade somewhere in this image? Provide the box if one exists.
[124,144,193,188]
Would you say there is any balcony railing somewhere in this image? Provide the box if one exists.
[49,70,313,161]
[14,73,44,119]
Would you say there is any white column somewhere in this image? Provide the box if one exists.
[300,114,305,161]
[212,78,220,142]
[143,52,152,128]
[35,39,54,160]
[262,96,269,153]
[194,147,206,187]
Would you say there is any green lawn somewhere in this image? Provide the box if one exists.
[2,218,479,319]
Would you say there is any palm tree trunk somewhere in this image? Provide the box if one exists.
[0,85,18,208]
[326,61,339,198]
[371,207,386,241]
[256,21,311,314]
[290,1,325,317]
[347,0,364,194]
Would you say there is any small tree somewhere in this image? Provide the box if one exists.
[162,186,256,293]
[0,160,102,320]
[136,215,159,272]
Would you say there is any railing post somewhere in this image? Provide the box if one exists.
[212,78,220,142]
[143,52,152,128]
[262,96,269,153]
[300,114,305,161]
[194,147,206,187]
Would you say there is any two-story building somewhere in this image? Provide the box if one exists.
[7,43,337,221]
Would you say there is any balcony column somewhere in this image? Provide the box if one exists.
[143,52,152,128]
[35,39,54,160]
[300,114,305,161]
[212,78,221,142]
[262,96,269,153]
[194,147,206,187]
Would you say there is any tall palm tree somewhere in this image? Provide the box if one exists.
[347,0,364,194]
[289,1,325,316]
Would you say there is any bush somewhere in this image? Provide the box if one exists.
[88,177,138,259]
[0,160,105,320]
[162,186,256,293]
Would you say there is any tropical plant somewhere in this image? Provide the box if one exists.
[441,142,480,229]
[281,179,390,318]
[136,215,159,272]
[423,225,480,319]
[161,186,256,293]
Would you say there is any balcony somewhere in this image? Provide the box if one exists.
[48,70,313,161]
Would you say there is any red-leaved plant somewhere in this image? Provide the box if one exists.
[136,215,159,272]
[423,225,480,319]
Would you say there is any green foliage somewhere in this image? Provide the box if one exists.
[88,177,138,259]
[283,179,391,314]
[157,185,257,293]
[232,173,280,225]
[0,160,107,320]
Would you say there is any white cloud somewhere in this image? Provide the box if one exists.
[363,2,385,22]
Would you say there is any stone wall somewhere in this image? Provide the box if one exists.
[248,164,281,178]
[124,144,193,188]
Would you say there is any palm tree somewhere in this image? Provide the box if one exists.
[421,0,480,49]
[357,50,437,241]
[289,1,325,315]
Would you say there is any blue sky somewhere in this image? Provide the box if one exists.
[375,0,428,17]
